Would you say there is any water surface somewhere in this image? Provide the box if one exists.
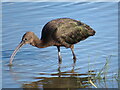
[2,2,118,88]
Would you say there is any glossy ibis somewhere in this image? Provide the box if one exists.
[9,18,95,65]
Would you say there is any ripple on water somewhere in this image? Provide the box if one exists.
[2,2,118,88]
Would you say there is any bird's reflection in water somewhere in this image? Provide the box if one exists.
[20,63,96,89]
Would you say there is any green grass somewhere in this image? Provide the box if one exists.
[87,55,118,88]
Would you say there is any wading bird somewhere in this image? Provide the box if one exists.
[9,18,95,65]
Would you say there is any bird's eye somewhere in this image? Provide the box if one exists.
[24,38,27,40]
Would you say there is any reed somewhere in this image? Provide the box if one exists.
[87,55,118,88]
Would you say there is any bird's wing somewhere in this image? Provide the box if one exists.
[56,25,89,45]
[41,18,92,47]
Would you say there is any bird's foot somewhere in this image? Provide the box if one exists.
[59,58,62,64]
[73,56,76,60]
[8,63,13,66]
[73,56,76,63]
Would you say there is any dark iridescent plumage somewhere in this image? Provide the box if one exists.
[9,18,95,65]
[41,18,95,48]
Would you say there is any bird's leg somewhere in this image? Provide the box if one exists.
[71,45,76,64]
[57,46,62,64]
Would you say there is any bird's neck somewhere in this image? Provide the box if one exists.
[30,34,47,48]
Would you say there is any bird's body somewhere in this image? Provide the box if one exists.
[41,18,95,48]
[9,18,96,65]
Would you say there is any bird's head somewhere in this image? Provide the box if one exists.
[9,32,35,66]
[22,32,34,44]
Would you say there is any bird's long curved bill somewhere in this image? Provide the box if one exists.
[9,41,24,65]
